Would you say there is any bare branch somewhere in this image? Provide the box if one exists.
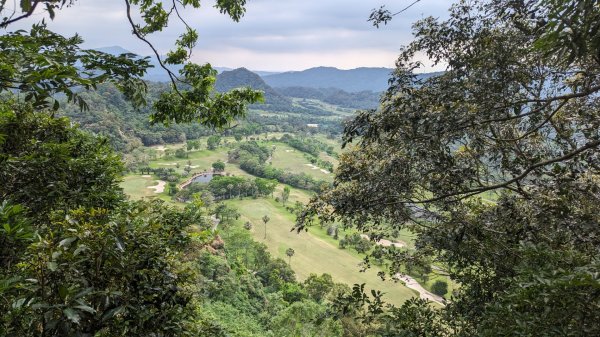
[372,139,600,206]
[1,0,40,28]
[123,0,184,97]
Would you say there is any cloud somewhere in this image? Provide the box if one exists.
[7,0,453,71]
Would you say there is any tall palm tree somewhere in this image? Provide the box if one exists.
[262,215,270,240]
[286,248,295,266]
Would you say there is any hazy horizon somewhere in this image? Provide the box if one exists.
[8,0,452,72]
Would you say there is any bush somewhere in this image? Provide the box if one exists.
[431,280,448,297]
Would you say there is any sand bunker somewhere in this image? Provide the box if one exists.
[360,234,406,248]
[147,180,166,193]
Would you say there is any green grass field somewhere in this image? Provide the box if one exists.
[121,137,457,304]
[270,146,333,181]
[224,197,418,307]
[121,175,160,200]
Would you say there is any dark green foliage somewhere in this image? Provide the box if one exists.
[196,225,351,336]
[1,202,204,336]
[175,148,188,158]
[60,83,214,151]
[0,104,212,335]
[278,133,332,157]
[212,160,226,172]
[299,0,600,335]
[431,280,448,297]
[207,135,222,150]
[229,141,330,193]
[0,102,123,218]
[176,175,277,202]
[0,23,149,111]
[276,86,381,110]
[304,273,335,303]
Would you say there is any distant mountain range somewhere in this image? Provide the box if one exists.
[93,46,275,81]
[215,68,292,110]
[93,46,441,108]
[93,47,397,92]
[262,66,394,92]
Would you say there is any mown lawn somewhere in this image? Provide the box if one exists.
[266,142,334,181]
[224,197,418,307]
[120,175,159,200]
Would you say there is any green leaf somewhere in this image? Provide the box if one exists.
[47,261,58,272]
[63,308,80,324]
[74,305,96,314]
[59,237,77,248]
[101,306,126,322]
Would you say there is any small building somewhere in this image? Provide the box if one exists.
[307,124,319,128]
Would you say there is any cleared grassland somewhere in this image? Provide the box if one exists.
[121,175,159,200]
[267,142,334,181]
[225,197,418,307]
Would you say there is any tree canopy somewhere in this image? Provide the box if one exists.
[0,0,262,129]
[300,0,600,335]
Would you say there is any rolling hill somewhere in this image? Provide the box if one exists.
[262,66,393,92]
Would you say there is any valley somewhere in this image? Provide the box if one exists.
[120,132,454,307]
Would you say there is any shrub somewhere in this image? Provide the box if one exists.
[431,280,448,297]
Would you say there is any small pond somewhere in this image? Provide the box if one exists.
[191,173,216,184]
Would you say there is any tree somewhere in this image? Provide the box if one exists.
[168,181,178,196]
[431,280,448,297]
[0,1,266,334]
[281,186,291,205]
[270,300,343,337]
[175,148,187,158]
[212,160,226,173]
[0,0,262,129]
[0,103,213,335]
[285,247,295,266]
[304,273,335,303]
[243,221,253,231]
[298,0,600,335]
[0,105,123,219]
[262,215,270,240]
[207,135,222,150]
[0,201,209,336]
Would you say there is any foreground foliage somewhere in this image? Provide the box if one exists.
[0,102,211,336]
[300,0,600,335]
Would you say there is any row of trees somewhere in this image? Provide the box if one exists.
[229,142,330,193]
[278,133,335,157]
[176,176,278,202]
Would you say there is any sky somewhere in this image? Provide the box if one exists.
[8,0,453,72]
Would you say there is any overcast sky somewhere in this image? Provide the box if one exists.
[10,0,453,71]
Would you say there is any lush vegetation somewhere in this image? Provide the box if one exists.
[175,175,278,202]
[3,0,599,336]
[300,0,600,335]
[229,141,330,193]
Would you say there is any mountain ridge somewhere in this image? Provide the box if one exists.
[261,66,394,92]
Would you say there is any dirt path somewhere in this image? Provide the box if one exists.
[360,234,406,248]
[394,274,445,305]
[361,234,445,305]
